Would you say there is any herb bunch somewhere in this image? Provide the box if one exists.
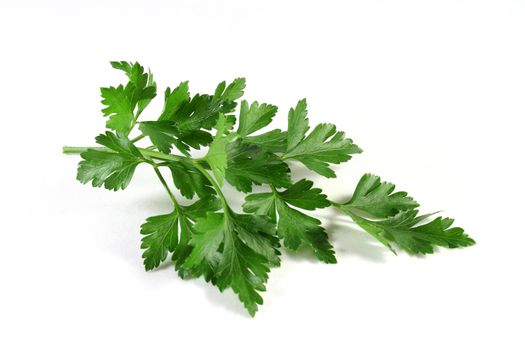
[63,62,475,316]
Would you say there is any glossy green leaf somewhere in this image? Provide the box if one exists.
[76,132,144,191]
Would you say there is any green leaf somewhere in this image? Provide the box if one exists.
[158,82,190,121]
[216,222,272,317]
[141,197,221,273]
[244,129,287,153]
[234,214,281,266]
[237,100,278,137]
[225,139,292,192]
[213,78,246,114]
[219,77,246,102]
[342,174,419,218]
[182,213,224,270]
[111,61,156,112]
[275,200,336,263]
[103,61,157,133]
[283,99,361,177]
[205,114,235,185]
[76,132,144,191]
[279,179,331,210]
[157,93,219,152]
[140,117,213,156]
[101,85,135,133]
[141,212,179,271]
[182,195,222,220]
[242,192,276,222]
[243,179,335,263]
[147,79,244,155]
[171,94,218,132]
[335,173,473,254]
[337,206,396,253]
[284,123,362,178]
[110,61,133,73]
[168,77,245,137]
[134,69,157,115]
[348,209,475,254]
[95,130,145,157]
[183,211,279,316]
[286,98,309,151]
[165,159,215,199]
[138,121,180,154]
[172,197,221,277]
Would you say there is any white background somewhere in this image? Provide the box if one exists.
[1,1,524,349]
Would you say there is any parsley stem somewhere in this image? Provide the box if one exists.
[329,200,343,209]
[128,110,144,135]
[63,145,186,162]
[131,134,146,143]
[152,165,180,211]
[143,151,181,211]
[270,185,279,196]
[63,145,223,213]
[139,149,186,162]
[62,146,92,154]
[191,160,230,215]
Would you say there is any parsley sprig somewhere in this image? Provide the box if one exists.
[63,62,475,316]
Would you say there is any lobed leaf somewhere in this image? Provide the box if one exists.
[141,212,179,271]
[141,197,221,273]
[237,100,278,137]
[76,132,144,191]
[243,179,335,263]
[102,62,157,133]
[225,139,292,192]
[283,99,361,177]
[165,159,215,199]
[350,209,475,254]
[243,129,287,153]
[275,201,336,263]
[342,173,419,218]
[183,211,279,316]
[337,173,474,254]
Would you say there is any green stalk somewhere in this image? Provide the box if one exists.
[63,144,228,217]
[140,150,182,212]
[62,146,186,162]
[63,145,182,211]
[152,165,181,212]
[131,134,146,143]
[128,109,144,136]
[62,146,99,154]
[140,149,186,162]
[329,200,396,254]
[190,159,231,220]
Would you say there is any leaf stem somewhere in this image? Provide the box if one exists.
[64,145,183,212]
[152,164,181,211]
[270,184,281,198]
[63,145,186,161]
[140,149,187,162]
[131,134,146,143]
[191,159,231,217]
[128,110,144,135]
[329,200,343,209]
[329,200,396,254]
[63,144,225,214]
[62,146,94,154]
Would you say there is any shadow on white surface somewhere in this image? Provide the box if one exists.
[98,184,392,315]
[327,221,389,263]
[194,279,249,318]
